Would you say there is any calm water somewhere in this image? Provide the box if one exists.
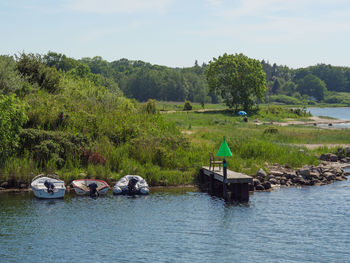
[1,170,350,263]
[308,107,350,128]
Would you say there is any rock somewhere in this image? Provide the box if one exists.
[280,179,286,185]
[292,175,303,184]
[255,184,265,191]
[0,187,5,190]
[269,170,284,177]
[329,154,338,162]
[20,184,27,189]
[285,172,297,180]
[269,178,278,185]
[319,154,327,161]
[309,172,320,179]
[298,168,310,178]
[1,182,8,188]
[253,178,261,187]
[336,176,346,181]
[324,172,336,181]
[267,174,275,180]
[345,147,350,155]
[257,168,267,178]
[263,181,271,190]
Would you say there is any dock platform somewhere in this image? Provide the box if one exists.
[199,167,253,202]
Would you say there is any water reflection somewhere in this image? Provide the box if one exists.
[1,180,350,262]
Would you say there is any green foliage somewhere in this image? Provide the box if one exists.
[269,95,302,105]
[0,95,27,163]
[183,100,193,111]
[19,128,89,167]
[143,99,157,114]
[0,55,24,95]
[207,53,267,111]
[16,53,61,93]
[264,127,279,134]
[297,74,326,101]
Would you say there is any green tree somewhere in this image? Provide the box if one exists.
[0,95,27,163]
[206,53,266,111]
[0,56,23,94]
[297,74,326,101]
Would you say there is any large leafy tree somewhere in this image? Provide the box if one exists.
[297,74,326,101]
[206,53,266,111]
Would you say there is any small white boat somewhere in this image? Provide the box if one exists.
[113,175,149,195]
[71,179,109,197]
[31,174,66,199]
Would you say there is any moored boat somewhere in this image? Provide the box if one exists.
[113,175,149,195]
[71,179,109,197]
[31,174,66,199]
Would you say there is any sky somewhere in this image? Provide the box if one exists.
[1,0,350,68]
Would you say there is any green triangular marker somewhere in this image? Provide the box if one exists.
[217,136,232,157]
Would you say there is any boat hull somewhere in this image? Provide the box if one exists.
[32,188,66,199]
[31,175,66,199]
[113,175,149,195]
[72,179,109,195]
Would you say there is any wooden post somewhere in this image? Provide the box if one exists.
[241,183,249,202]
[209,172,214,194]
[223,158,227,200]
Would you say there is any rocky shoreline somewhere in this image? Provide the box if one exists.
[252,161,350,192]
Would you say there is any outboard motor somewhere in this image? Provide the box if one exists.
[127,177,138,195]
[88,183,99,198]
[44,180,55,195]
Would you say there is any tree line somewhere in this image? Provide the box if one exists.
[3,51,350,106]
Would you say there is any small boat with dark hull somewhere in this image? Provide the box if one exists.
[71,179,109,197]
[113,175,149,195]
[31,174,66,199]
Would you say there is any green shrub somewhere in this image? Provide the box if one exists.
[184,100,192,111]
[143,99,157,114]
[269,95,301,105]
[263,127,279,134]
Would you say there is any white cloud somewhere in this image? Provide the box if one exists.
[66,0,173,14]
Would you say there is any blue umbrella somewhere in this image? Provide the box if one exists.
[238,111,247,116]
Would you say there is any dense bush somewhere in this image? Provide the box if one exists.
[269,95,302,105]
[183,100,192,111]
[0,95,27,163]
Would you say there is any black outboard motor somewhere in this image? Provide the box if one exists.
[44,180,55,195]
[127,177,138,195]
[88,183,99,198]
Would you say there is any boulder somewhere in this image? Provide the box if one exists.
[255,184,265,191]
[263,181,271,190]
[1,182,8,188]
[20,184,27,189]
[345,147,350,155]
[319,154,327,161]
[253,178,261,187]
[336,176,346,181]
[269,178,278,185]
[280,179,286,185]
[269,170,284,177]
[0,187,5,190]
[329,154,338,162]
[292,175,303,184]
[298,168,311,178]
[267,174,275,180]
[285,172,297,180]
[257,168,267,178]
[324,172,336,181]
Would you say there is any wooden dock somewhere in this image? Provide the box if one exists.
[199,167,253,202]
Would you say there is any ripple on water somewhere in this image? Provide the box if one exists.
[1,179,350,263]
